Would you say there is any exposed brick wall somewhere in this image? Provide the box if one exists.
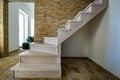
[0,0,4,56]
[0,0,8,57]
[35,0,94,42]
[9,0,34,2]
[3,0,8,57]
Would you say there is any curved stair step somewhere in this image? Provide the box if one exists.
[19,50,59,57]
[43,37,58,46]
[30,42,58,54]
[19,50,60,63]
[10,63,61,78]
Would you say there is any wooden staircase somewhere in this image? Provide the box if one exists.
[10,43,61,78]
[10,0,108,79]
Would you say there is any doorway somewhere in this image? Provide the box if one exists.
[9,2,34,52]
[19,9,28,47]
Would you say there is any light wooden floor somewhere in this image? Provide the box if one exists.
[62,58,119,80]
[0,50,119,80]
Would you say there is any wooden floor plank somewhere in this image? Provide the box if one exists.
[0,51,119,80]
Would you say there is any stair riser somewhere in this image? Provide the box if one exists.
[44,37,58,46]
[70,22,82,29]
[74,15,81,22]
[20,57,58,63]
[30,44,57,54]
[13,71,61,78]
[92,5,107,14]
[84,5,92,13]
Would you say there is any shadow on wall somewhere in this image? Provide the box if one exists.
[89,9,107,39]
[61,22,91,57]
[61,8,107,58]
[87,9,107,56]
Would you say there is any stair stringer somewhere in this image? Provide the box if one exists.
[58,0,108,44]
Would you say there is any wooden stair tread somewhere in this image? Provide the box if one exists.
[43,37,58,40]
[19,50,59,57]
[91,2,103,6]
[10,63,60,71]
[58,27,72,31]
[30,42,57,47]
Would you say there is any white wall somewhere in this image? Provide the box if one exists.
[9,2,34,52]
[62,0,120,78]
[62,23,89,57]
[87,0,120,78]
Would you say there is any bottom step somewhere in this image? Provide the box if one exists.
[10,63,61,78]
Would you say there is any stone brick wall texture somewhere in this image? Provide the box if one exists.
[3,0,8,57]
[0,0,4,56]
[35,0,94,42]
[0,0,8,57]
[9,0,34,2]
